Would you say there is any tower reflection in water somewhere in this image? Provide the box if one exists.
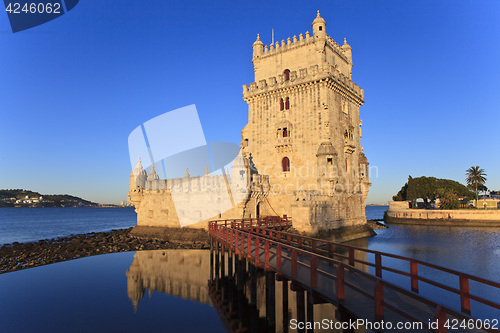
[126,250,212,311]
[125,241,368,333]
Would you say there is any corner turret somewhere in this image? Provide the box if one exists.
[312,11,326,39]
[130,157,147,189]
[252,34,264,60]
[147,164,159,181]
[342,38,352,63]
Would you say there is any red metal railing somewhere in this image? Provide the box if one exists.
[232,221,500,315]
[208,218,500,333]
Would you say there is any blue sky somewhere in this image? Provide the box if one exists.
[0,0,499,204]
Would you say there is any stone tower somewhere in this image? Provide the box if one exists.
[241,11,371,232]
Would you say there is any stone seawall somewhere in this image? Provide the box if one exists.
[384,209,500,227]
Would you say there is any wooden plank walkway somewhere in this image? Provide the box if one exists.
[210,222,498,333]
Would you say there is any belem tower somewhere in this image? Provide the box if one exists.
[129,12,371,233]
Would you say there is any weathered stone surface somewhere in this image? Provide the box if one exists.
[128,12,371,235]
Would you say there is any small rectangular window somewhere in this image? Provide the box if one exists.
[327,158,332,165]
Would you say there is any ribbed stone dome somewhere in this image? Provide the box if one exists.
[312,10,326,26]
[360,152,368,164]
[132,158,147,177]
[253,34,264,46]
[147,165,159,181]
[316,142,337,156]
[342,38,352,50]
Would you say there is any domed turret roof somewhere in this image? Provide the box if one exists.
[253,34,264,46]
[360,152,368,164]
[147,165,159,181]
[316,142,337,156]
[342,38,352,50]
[132,157,147,177]
[312,10,326,26]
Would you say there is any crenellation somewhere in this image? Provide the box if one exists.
[244,66,364,106]
[261,31,316,57]
[277,74,284,85]
[310,64,318,76]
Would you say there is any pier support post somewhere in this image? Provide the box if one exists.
[265,270,276,329]
[307,291,314,332]
[210,239,214,282]
[215,241,220,290]
[228,249,233,279]
[240,257,247,292]
[250,263,257,306]
[336,305,355,333]
[282,279,289,332]
[220,244,225,279]
[295,285,306,333]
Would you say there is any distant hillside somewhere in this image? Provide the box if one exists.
[0,189,98,207]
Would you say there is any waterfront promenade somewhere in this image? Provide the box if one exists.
[384,206,500,227]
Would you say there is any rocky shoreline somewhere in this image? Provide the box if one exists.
[367,219,389,229]
[1,222,382,274]
[0,227,210,274]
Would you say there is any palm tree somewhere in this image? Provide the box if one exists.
[465,166,487,207]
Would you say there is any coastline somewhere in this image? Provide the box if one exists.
[384,208,500,227]
[0,227,210,274]
[0,221,379,274]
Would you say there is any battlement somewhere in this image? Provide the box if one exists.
[256,31,350,65]
[135,170,270,195]
[242,64,364,102]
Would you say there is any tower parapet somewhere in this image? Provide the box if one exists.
[312,10,327,39]
[128,153,272,229]
[243,64,364,104]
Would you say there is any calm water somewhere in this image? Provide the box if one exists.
[0,206,384,246]
[0,206,498,331]
[0,250,226,333]
[0,207,136,245]
[365,205,387,220]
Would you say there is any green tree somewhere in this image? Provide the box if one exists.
[392,176,474,207]
[435,188,460,210]
[465,166,487,206]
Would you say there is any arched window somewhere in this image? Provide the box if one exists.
[282,157,290,172]
[284,69,290,81]
[285,97,290,110]
[280,98,284,111]
[283,127,288,137]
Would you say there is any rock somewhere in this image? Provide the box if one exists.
[0,227,210,274]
